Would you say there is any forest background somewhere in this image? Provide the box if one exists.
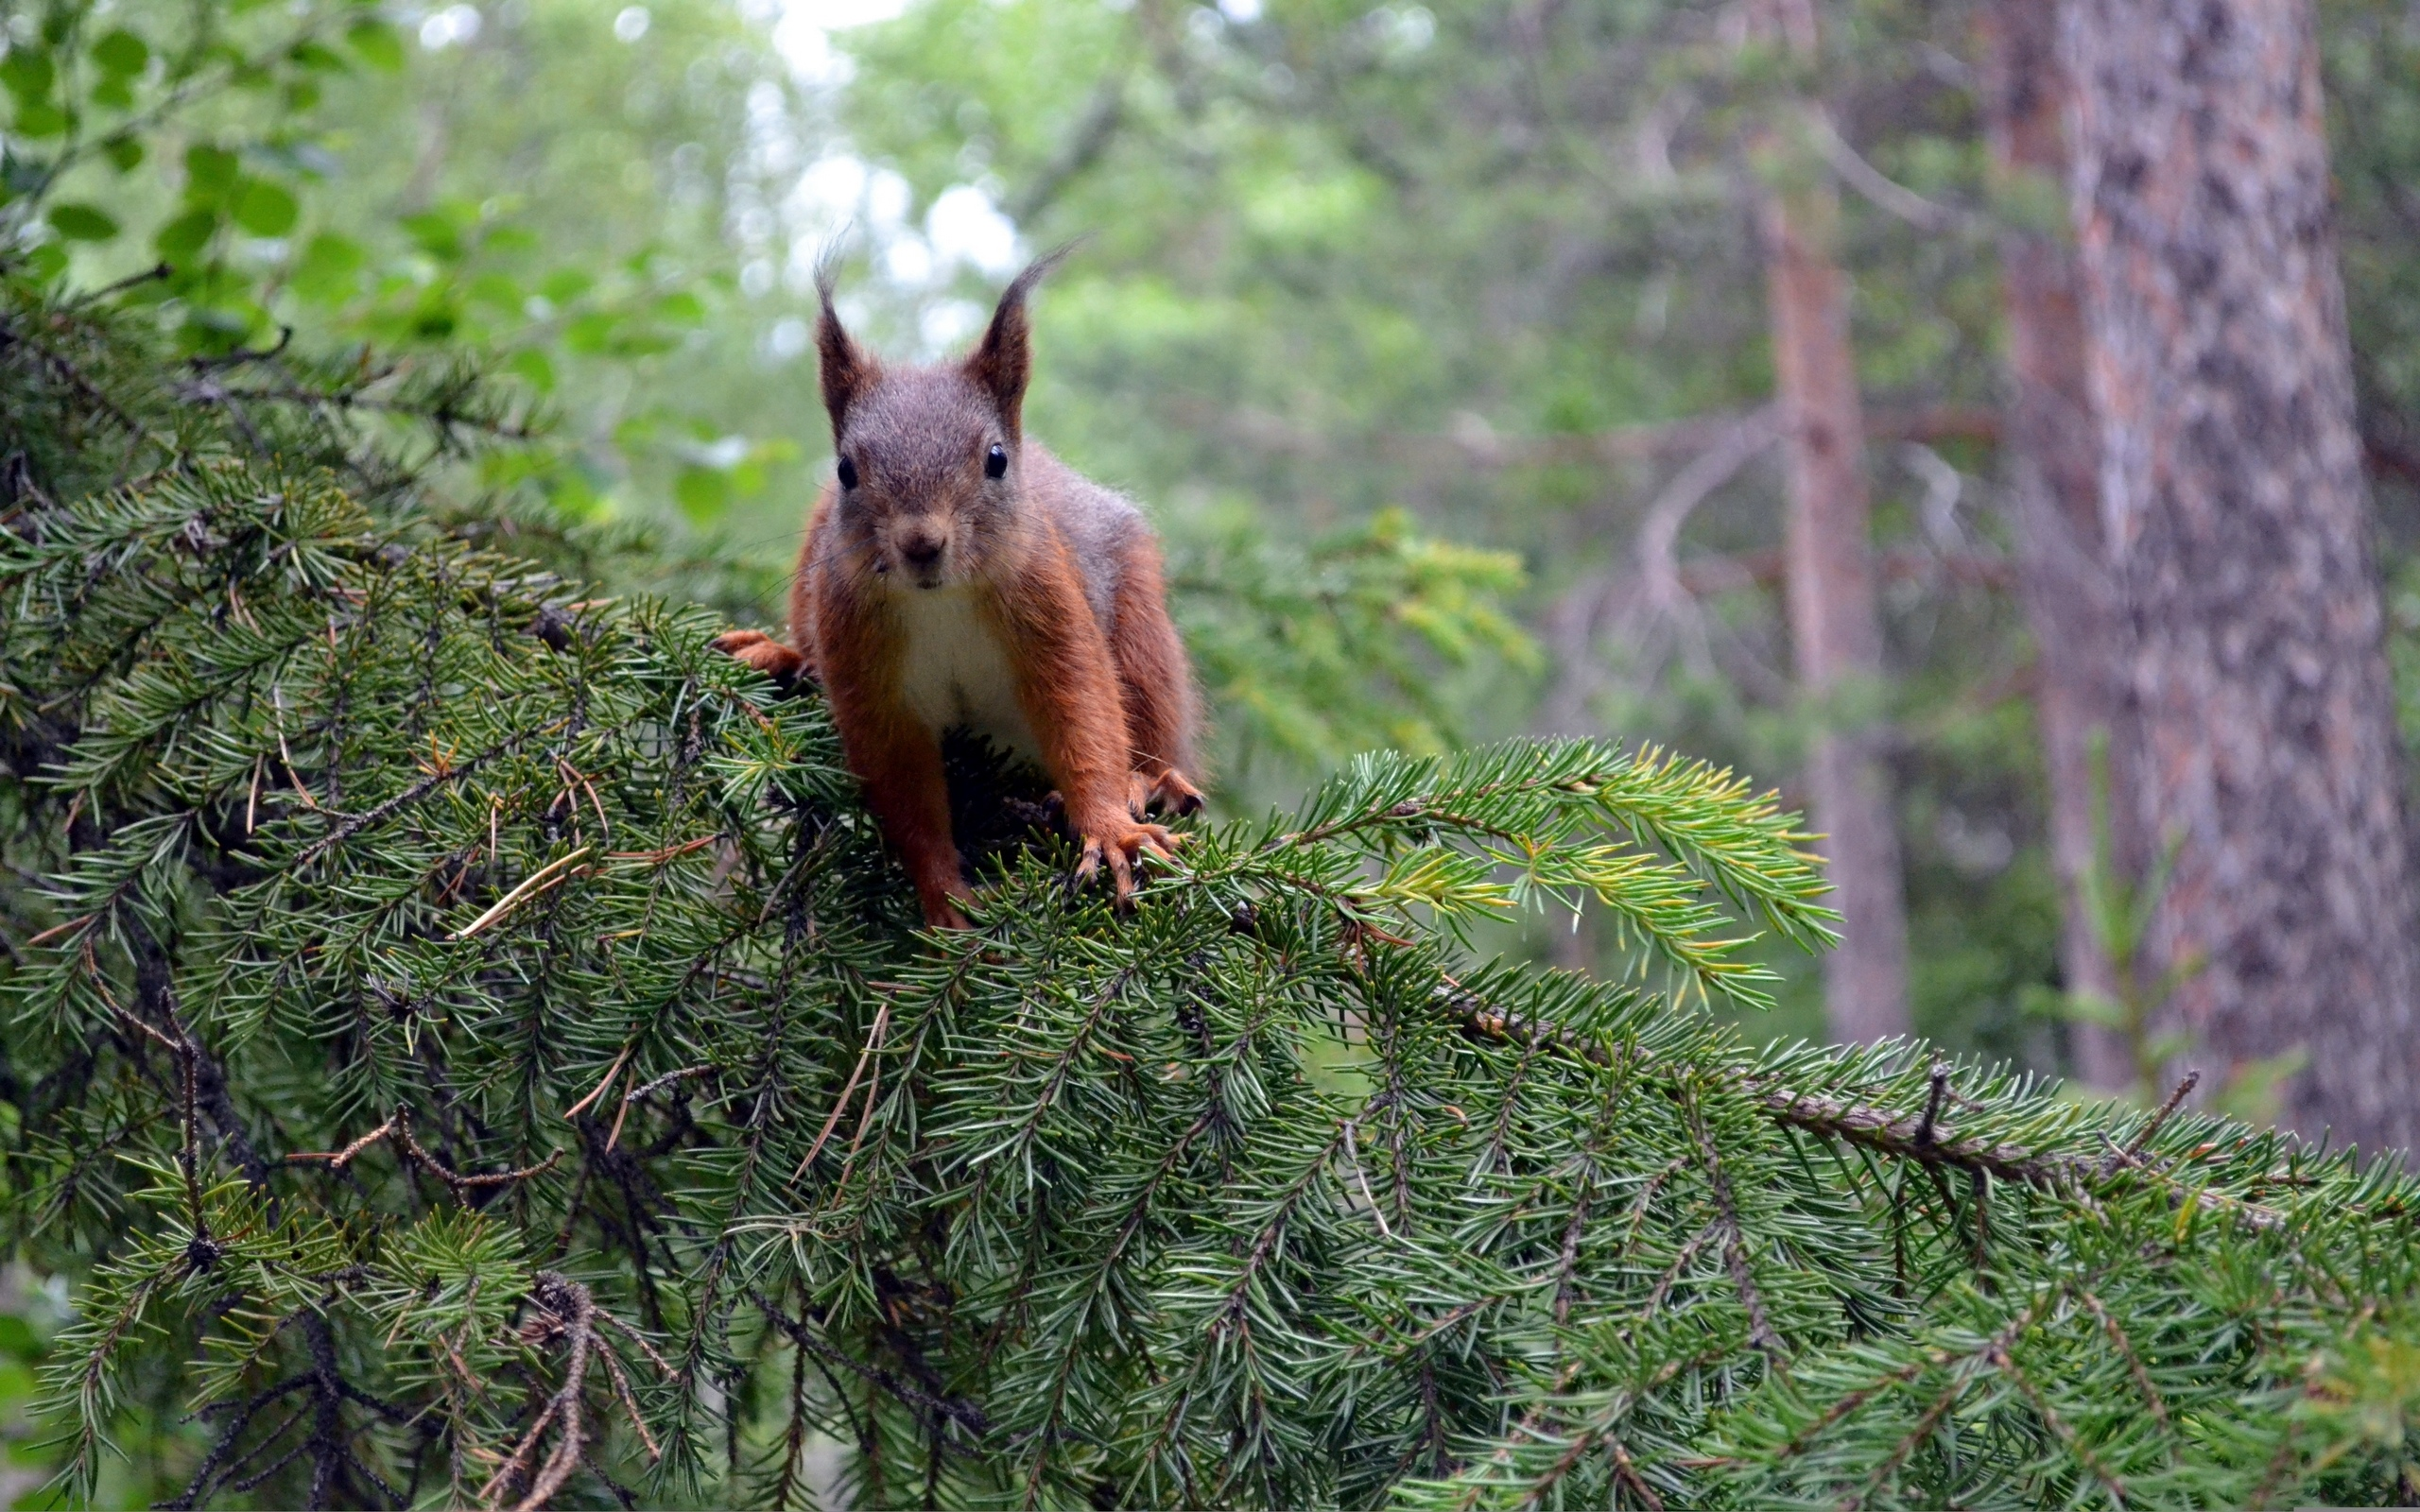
[8,0,2420,1500]
[39,0,2409,1068]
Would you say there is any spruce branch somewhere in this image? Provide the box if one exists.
[751,1292,989,1440]
[1441,979,2293,1228]
[2077,1287,2174,1444]
[8,287,2417,1509]
[1683,1088,1780,1355]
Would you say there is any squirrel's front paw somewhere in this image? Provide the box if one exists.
[1072,818,1185,910]
[714,628,806,680]
[922,897,973,930]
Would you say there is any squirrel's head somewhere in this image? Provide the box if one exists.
[813,250,1067,591]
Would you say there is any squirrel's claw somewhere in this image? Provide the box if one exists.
[1132,768,1207,819]
[1073,820,1184,911]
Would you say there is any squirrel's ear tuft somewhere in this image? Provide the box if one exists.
[815,257,875,435]
[966,244,1076,437]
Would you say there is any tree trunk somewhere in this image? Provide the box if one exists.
[1754,0,1911,1043]
[2063,0,2420,1152]
[1979,0,2135,1091]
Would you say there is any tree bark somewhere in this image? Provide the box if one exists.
[1979,0,2135,1091]
[1754,0,1911,1043]
[2063,0,2420,1152]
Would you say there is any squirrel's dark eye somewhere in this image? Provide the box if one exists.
[837,456,858,490]
[984,443,1008,480]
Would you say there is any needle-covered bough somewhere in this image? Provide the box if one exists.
[4,284,2418,1511]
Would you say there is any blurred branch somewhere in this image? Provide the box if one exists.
[1008,77,1129,224]
[1539,409,1783,731]
[2360,410,2420,492]
[1535,403,2008,735]
[1184,399,1999,471]
[1208,385,2418,500]
[1811,115,1988,236]
[1637,408,1784,614]
[1677,544,2014,596]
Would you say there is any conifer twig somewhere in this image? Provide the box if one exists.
[794,1003,890,1179]
[1969,1167,1991,1274]
[1643,1225,1722,1318]
[167,1376,314,1509]
[1340,1117,1396,1240]
[1612,1440,1667,1512]
[94,982,212,1244]
[1991,1343,2129,1505]
[287,1108,560,1199]
[481,1273,597,1511]
[1440,981,2290,1228]
[1769,1357,1929,1462]
[590,1309,676,1381]
[450,848,594,940]
[2097,1070,2201,1177]
[1683,1091,1778,1354]
[2080,1287,2173,1439]
[750,1291,988,1437]
[593,1344,660,1462]
[1914,1061,1948,1145]
[607,1065,712,1152]
[1623,1158,1690,1256]
[1552,1182,1591,1324]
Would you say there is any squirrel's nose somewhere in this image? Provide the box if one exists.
[900,534,944,570]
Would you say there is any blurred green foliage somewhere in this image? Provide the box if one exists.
[7,0,817,608]
[3,0,1544,767]
[0,1266,61,1509]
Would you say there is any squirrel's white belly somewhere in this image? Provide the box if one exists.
[894,587,1045,763]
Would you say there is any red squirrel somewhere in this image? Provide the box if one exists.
[715,253,1206,928]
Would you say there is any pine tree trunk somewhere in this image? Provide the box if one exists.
[1755,0,1911,1043]
[2063,0,2420,1151]
[1980,0,2134,1091]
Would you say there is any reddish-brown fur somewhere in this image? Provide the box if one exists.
[715,254,1205,927]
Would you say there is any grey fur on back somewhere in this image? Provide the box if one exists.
[1024,442,1146,636]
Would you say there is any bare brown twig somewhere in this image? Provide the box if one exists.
[287,1108,560,1201]
[2096,1071,2201,1178]
[794,1002,890,1179]
[1914,1061,1949,1146]
[475,1274,669,1510]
